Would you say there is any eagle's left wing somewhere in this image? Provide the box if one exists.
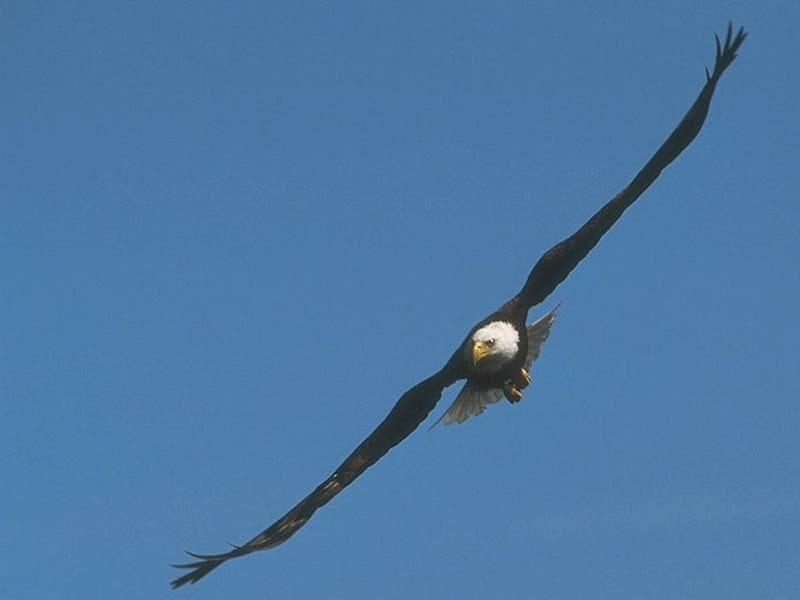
[171,363,461,588]
[508,23,746,312]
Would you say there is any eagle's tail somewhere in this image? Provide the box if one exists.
[432,384,505,427]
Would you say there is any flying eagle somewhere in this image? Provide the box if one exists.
[171,23,746,588]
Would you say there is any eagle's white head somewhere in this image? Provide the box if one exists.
[468,321,520,374]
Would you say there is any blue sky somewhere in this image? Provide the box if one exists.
[3,2,799,599]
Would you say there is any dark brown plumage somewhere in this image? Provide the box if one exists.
[171,23,746,588]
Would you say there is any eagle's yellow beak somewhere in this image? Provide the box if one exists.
[472,341,492,366]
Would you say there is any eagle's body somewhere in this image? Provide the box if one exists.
[436,301,559,426]
[171,24,746,588]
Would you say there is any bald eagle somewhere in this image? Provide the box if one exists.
[171,23,746,588]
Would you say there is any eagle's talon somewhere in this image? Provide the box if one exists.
[503,381,524,403]
[517,367,532,388]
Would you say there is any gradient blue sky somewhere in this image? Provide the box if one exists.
[3,2,799,599]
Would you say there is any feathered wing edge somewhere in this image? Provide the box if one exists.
[509,23,746,313]
[433,304,560,427]
[170,365,461,588]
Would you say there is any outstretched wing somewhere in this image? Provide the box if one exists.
[171,364,461,588]
[506,23,746,312]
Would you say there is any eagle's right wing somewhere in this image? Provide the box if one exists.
[171,362,462,588]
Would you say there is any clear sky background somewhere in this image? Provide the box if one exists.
[3,2,799,599]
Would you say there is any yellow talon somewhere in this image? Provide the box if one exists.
[504,368,532,403]
[503,381,524,403]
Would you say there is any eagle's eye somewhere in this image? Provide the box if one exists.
[486,339,495,347]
